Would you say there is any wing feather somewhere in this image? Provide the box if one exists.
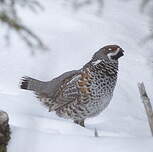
[50,74,81,110]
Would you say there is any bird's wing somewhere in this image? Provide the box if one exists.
[49,68,92,111]
[49,73,82,111]
[34,69,81,97]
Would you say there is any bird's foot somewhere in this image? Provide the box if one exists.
[74,120,85,127]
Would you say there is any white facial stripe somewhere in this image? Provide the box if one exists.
[107,48,120,60]
[92,59,102,65]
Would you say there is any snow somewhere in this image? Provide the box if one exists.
[8,127,153,152]
[0,0,153,151]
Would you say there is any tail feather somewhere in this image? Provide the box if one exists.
[20,77,29,89]
[20,76,43,92]
[20,76,53,109]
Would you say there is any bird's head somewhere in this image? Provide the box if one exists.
[92,45,124,62]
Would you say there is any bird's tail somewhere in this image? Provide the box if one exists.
[20,76,43,92]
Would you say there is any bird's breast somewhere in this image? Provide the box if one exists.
[90,71,117,99]
[77,67,117,104]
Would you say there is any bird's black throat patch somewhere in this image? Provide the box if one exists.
[111,51,124,60]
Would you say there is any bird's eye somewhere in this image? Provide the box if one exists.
[108,48,112,51]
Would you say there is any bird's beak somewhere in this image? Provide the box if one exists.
[118,48,124,58]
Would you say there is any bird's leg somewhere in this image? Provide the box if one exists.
[74,120,85,127]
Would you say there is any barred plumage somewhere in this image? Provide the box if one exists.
[20,45,124,127]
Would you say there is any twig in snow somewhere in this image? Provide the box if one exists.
[94,128,99,137]
[138,82,153,136]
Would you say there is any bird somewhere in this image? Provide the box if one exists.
[20,45,124,127]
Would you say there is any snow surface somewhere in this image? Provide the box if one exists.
[0,0,153,151]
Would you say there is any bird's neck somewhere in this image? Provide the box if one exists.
[83,59,118,77]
